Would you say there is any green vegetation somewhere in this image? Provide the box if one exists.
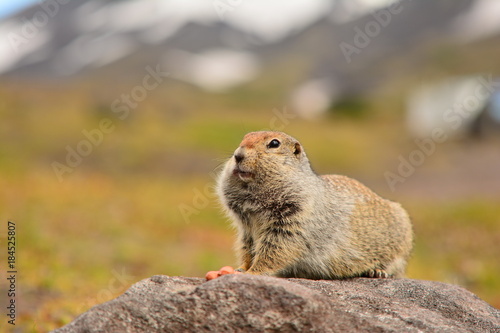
[0,80,498,332]
[329,96,370,119]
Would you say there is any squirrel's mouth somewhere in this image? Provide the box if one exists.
[232,167,254,181]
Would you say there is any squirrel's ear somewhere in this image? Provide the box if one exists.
[293,142,302,156]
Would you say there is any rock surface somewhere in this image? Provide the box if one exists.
[53,274,500,332]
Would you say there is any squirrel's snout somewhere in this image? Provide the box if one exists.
[231,148,253,181]
[234,153,244,163]
[234,147,245,163]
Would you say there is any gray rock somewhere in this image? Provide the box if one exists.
[53,275,500,332]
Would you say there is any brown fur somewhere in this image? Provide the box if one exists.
[216,131,413,279]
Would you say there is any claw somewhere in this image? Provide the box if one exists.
[366,269,390,279]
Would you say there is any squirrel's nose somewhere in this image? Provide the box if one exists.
[234,147,246,163]
[234,153,244,163]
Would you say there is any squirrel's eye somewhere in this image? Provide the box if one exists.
[268,139,281,148]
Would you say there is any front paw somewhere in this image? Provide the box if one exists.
[205,266,242,281]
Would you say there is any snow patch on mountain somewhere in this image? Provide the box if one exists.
[452,0,500,42]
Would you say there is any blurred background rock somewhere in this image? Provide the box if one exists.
[0,0,499,330]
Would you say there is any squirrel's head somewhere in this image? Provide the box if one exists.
[225,131,310,184]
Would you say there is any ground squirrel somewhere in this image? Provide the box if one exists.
[206,131,413,280]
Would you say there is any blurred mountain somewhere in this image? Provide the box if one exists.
[0,0,262,90]
[275,0,474,90]
[1,0,499,98]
